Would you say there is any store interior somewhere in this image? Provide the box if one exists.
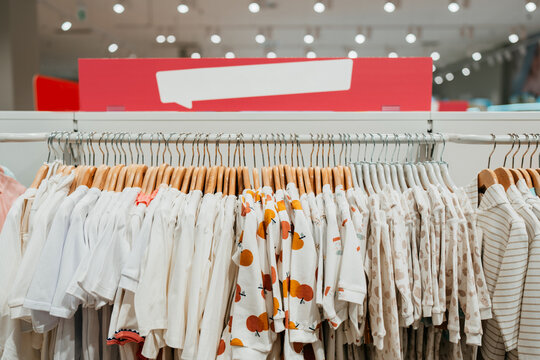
[2,1,540,360]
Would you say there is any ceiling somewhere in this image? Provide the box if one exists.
[38,0,540,79]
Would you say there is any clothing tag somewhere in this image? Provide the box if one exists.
[135,190,158,206]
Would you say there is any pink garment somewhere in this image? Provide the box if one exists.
[0,170,26,231]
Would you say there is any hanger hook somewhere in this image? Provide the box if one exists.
[529,133,539,168]
[521,133,531,168]
[259,134,265,167]
[511,133,521,168]
[503,133,515,167]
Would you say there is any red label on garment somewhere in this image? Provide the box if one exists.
[79,57,432,111]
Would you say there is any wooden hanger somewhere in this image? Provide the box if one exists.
[278,165,286,190]
[236,166,244,194]
[344,166,353,191]
[494,167,514,190]
[115,166,128,192]
[284,165,295,187]
[333,167,342,188]
[321,167,329,187]
[228,167,237,196]
[196,166,207,192]
[223,167,231,195]
[302,168,314,194]
[297,168,306,196]
[314,166,322,195]
[181,166,194,194]
[132,164,148,188]
[478,169,498,193]
[107,164,125,191]
[242,167,251,190]
[327,167,334,192]
[216,166,225,194]
[30,164,50,189]
[189,167,200,192]
[261,167,270,188]
[273,166,282,191]
[91,165,110,190]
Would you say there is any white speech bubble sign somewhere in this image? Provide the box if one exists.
[155,59,353,109]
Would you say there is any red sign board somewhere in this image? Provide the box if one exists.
[79,57,432,112]
[34,75,79,111]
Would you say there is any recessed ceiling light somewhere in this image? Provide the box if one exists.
[384,1,396,13]
[191,52,201,58]
[156,35,166,43]
[405,33,417,44]
[508,33,519,43]
[434,76,443,84]
[177,4,189,13]
[462,67,470,76]
[304,34,315,44]
[348,50,358,58]
[255,34,266,44]
[61,21,72,31]
[113,3,125,14]
[225,51,235,58]
[355,33,366,44]
[430,51,440,61]
[108,43,119,53]
[472,51,482,61]
[432,64,436,72]
[167,35,176,43]
[313,2,326,13]
[266,51,277,58]
[445,73,454,81]
[248,2,260,13]
[448,1,460,12]
[306,50,317,58]
[388,51,398,58]
[525,1,537,12]
[210,34,222,44]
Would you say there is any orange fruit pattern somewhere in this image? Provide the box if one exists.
[291,232,304,250]
[230,338,243,346]
[239,249,253,266]
[217,339,226,355]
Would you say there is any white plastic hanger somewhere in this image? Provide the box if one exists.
[368,134,382,193]
[388,134,404,192]
[436,133,458,191]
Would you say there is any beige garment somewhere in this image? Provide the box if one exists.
[380,186,413,328]
[403,189,422,328]
[466,182,528,360]
[426,185,445,327]
[412,187,434,318]
[455,188,492,321]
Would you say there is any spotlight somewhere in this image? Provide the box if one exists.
[266,51,277,58]
[314,1,326,13]
[177,4,189,13]
[225,51,235,58]
[355,33,366,44]
[388,51,398,58]
[108,43,119,53]
[525,1,536,12]
[348,50,358,58]
[448,1,460,13]
[113,3,125,14]
[210,34,222,44]
[434,76,443,84]
[255,34,266,44]
[462,67,470,76]
[432,65,436,72]
[61,21,72,31]
[405,33,417,44]
[472,51,482,61]
[167,35,176,43]
[304,34,315,44]
[384,1,396,13]
[508,33,519,43]
[191,52,201,58]
[430,51,440,61]
[306,50,317,58]
[445,73,454,81]
[248,2,260,13]
[156,35,166,43]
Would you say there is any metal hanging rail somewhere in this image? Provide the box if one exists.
[0,132,537,145]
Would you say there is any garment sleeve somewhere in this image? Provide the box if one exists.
[367,206,385,350]
[491,219,528,351]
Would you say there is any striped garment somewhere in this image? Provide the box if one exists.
[465,182,528,360]
[506,185,540,360]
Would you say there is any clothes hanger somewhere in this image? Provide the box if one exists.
[477,134,499,193]
[365,134,381,193]
[508,133,525,184]
[373,133,389,190]
[412,133,432,189]
[183,134,200,193]
[494,134,516,190]
[234,136,244,194]
[359,134,375,196]
[421,133,441,187]
[427,133,447,189]
[525,133,540,194]
[517,133,534,188]
[380,134,394,190]
[344,134,359,189]
[403,133,418,188]
[31,134,55,189]
[388,134,403,192]
[312,134,322,195]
